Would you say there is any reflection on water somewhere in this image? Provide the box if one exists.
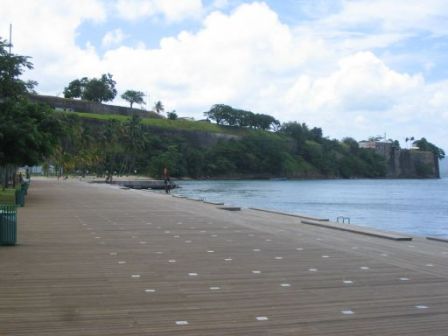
[177,179,448,237]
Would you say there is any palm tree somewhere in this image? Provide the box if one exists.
[154,101,164,114]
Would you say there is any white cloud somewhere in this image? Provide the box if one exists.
[1,1,447,149]
[0,0,108,96]
[115,0,203,22]
[102,29,127,47]
[318,0,448,35]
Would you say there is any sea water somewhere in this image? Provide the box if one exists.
[176,178,448,237]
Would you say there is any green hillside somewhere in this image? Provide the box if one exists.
[48,110,389,179]
[73,111,252,136]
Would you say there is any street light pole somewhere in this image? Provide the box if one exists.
[8,24,12,54]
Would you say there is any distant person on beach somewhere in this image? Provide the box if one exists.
[163,167,171,193]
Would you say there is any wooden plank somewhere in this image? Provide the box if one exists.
[1,178,447,336]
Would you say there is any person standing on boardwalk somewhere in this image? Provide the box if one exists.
[163,167,171,193]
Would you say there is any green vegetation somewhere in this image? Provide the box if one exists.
[121,90,145,108]
[154,101,164,114]
[1,39,442,182]
[204,104,280,130]
[73,111,251,135]
[413,137,445,160]
[48,112,388,179]
[0,188,17,205]
[63,73,117,103]
[0,38,61,188]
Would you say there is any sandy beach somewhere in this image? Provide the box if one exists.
[1,178,448,335]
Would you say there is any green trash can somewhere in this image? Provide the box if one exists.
[22,182,30,195]
[15,188,25,207]
[0,205,17,246]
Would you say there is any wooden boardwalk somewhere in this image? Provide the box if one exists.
[1,179,448,335]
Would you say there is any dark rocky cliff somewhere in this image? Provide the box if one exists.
[376,142,439,178]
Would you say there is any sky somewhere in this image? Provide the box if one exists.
[1,0,448,151]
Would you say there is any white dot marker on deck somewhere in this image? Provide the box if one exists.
[256,316,269,321]
[343,280,353,284]
[296,248,304,251]
[341,310,354,315]
[211,234,218,237]
[416,305,429,309]
[118,261,126,264]
[144,289,156,293]
[253,249,261,252]
[168,259,176,263]
[207,250,215,253]
[322,255,329,258]
[224,258,233,261]
[155,251,163,254]
[425,264,434,267]
[309,268,318,272]
[209,287,221,290]
[275,257,283,260]
[252,270,261,274]
[400,277,410,281]
[280,283,291,287]
[188,273,198,276]
[360,266,370,270]
[131,274,140,278]
[176,321,189,325]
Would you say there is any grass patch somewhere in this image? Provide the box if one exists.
[0,188,17,205]
[73,112,253,136]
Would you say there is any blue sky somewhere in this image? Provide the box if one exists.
[2,0,448,151]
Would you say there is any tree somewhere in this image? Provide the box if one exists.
[413,138,445,160]
[204,104,279,130]
[121,90,145,108]
[154,101,165,114]
[63,73,117,103]
[63,78,86,99]
[167,110,178,120]
[0,38,61,187]
[204,104,233,125]
[0,38,36,99]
